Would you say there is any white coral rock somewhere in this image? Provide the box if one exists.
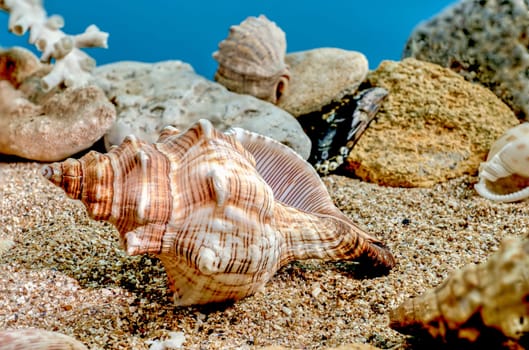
[0,0,108,91]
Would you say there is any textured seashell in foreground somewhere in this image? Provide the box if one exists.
[389,237,529,349]
[42,119,395,306]
[0,328,88,350]
[213,15,290,104]
[475,122,529,202]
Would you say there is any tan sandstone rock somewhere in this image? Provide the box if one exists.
[345,58,519,188]
[0,47,42,85]
[279,48,368,117]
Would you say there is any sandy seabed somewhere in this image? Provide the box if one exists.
[1,161,528,349]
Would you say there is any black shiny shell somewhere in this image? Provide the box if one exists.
[298,87,388,176]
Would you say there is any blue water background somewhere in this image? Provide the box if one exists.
[1,1,456,79]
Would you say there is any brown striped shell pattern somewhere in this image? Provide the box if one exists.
[213,15,290,104]
[42,119,395,306]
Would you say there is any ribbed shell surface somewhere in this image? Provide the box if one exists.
[152,122,281,305]
[213,15,290,104]
[42,119,395,306]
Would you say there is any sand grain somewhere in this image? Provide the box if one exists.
[1,162,527,349]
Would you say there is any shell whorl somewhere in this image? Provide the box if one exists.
[213,15,290,104]
[42,119,394,306]
[42,135,173,254]
[476,123,529,202]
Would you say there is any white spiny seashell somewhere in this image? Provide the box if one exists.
[42,119,395,306]
[213,15,290,104]
[475,122,529,202]
[0,328,88,350]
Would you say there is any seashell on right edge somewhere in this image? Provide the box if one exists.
[213,15,290,104]
[42,119,395,306]
[475,122,529,202]
[389,237,529,349]
[0,328,88,350]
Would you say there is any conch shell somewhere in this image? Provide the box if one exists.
[42,119,395,306]
[389,237,529,349]
[475,122,529,202]
[213,15,290,104]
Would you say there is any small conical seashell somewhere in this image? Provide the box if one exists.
[0,328,88,350]
[42,119,394,306]
[475,122,529,202]
[213,15,290,104]
[389,237,529,348]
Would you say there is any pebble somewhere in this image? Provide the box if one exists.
[278,48,368,117]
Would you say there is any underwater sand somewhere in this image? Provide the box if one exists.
[1,161,528,349]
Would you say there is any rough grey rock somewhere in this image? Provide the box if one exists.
[403,0,529,120]
[94,60,311,159]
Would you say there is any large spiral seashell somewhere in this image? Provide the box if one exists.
[213,15,290,104]
[389,237,529,348]
[475,122,529,202]
[42,119,395,306]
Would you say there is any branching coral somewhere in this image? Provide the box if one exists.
[0,0,108,90]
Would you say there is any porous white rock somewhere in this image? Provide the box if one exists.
[94,60,311,159]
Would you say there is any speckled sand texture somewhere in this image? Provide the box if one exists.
[1,161,529,349]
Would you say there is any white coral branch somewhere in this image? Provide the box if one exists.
[0,0,108,91]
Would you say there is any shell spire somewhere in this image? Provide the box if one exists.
[213,15,290,104]
[42,119,394,306]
